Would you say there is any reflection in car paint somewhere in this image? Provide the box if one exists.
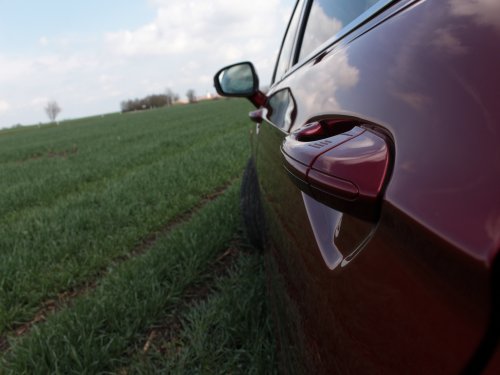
[299,0,380,61]
[302,193,343,269]
[214,0,500,371]
[299,3,342,60]
[266,88,296,131]
[291,47,360,130]
[334,214,342,238]
[339,223,376,268]
[450,0,500,33]
[302,192,376,270]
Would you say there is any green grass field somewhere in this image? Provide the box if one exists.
[0,99,276,374]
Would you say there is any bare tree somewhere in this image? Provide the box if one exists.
[45,100,62,123]
[165,88,179,106]
[186,89,197,103]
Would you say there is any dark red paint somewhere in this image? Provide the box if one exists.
[309,130,389,196]
[215,0,500,372]
[283,126,390,220]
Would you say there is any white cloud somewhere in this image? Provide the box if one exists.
[0,100,9,113]
[0,56,35,84]
[0,0,292,128]
[0,54,98,85]
[102,0,292,104]
[30,97,49,107]
[106,0,288,61]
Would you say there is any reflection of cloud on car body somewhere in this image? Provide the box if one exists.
[294,46,359,115]
[392,89,430,111]
[432,27,468,55]
[299,4,342,59]
[450,0,500,32]
[486,213,500,248]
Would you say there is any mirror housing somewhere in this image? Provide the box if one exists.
[214,62,267,108]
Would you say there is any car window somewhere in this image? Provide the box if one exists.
[267,88,296,130]
[273,0,305,83]
[299,0,379,61]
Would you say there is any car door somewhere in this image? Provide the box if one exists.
[255,0,500,373]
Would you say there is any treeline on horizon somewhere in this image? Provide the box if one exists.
[120,89,199,113]
[120,93,179,113]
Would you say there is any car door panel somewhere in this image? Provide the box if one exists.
[255,0,499,373]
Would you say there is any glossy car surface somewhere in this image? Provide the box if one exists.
[215,0,500,373]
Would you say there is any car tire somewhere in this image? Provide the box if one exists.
[240,158,265,249]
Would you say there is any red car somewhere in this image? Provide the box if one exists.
[214,0,500,373]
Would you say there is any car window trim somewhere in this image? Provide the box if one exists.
[272,0,307,84]
[284,0,399,79]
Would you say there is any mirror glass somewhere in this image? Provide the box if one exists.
[217,63,256,96]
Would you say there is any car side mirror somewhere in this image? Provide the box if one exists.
[214,62,259,96]
[214,62,267,107]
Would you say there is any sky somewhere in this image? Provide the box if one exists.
[0,0,292,129]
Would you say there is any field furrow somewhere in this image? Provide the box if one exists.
[0,102,247,218]
[0,99,276,373]
[1,181,242,373]
[0,178,237,350]
[124,251,276,375]
[0,100,250,333]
